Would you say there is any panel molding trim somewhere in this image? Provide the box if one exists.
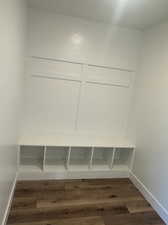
[31,56,135,73]
[23,56,134,137]
[29,57,132,88]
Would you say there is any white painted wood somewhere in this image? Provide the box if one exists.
[42,146,46,171]
[29,9,142,70]
[74,81,82,130]
[110,148,116,169]
[18,170,130,181]
[31,56,134,73]
[74,64,85,130]
[69,147,91,170]
[23,73,81,134]
[130,148,136,172]
[19,134,135,148]
[66,147,72,170]
[32,74,81,83]
[89,147,94,169]
[17,146,21,172]
[20,146,44,172]
[29,58,82,81]
[23,58,134,138]
[18,145,134,179]
[45,146,68,172]
[84,65,131,87]
[78,81,131,136]
[20,164,42,173]
[92,148,113,171]
[113,148,133,169]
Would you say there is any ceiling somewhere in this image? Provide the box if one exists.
[28,0,168,30]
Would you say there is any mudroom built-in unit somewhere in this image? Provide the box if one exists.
[19,57,136,179]
[18,6,141,180]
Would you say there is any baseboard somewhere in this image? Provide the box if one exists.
[2,173,18,225]
[18,170,129,180]
[129,171,168,225]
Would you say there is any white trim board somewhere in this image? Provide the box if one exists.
[129,172,168,225]
[31,56,134,73]
[2,173,18,225]
[19,135,135,148]
[18,170,129,181]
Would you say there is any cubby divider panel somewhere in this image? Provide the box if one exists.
[69,147,92,171]
[113,148,133,170]
[20,146,44,172]
[92,148,113,170]
[45,146,69,171]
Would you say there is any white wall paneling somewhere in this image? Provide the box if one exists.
[22,57,134,139]
[18,6,140,182]
[77,79,132,136]
[84,65,131,87]
[29,8,142,71]
[23,58,82,134]
[23,7,142,145]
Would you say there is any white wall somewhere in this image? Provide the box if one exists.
[0,0,26,224]
[28,8,142,70]
[21,8,142,140]
[133,22,168,221]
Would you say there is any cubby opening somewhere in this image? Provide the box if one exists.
[45,146,68,171]
[92,148,113,170]
[69,147,91,170]
[20,146,44,172]
[113,148,133,170]
[18,145,134,175]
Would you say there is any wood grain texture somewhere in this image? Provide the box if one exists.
[7,179,165,225]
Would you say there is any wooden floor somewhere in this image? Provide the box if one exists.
[7,178,165,225]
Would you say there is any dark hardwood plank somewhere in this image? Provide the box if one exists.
[8,200,130,224]
[126,199,154,213]
[103,211,165,225]
[36,196,143,208]
[11,197,37,210]
[7,179,166,225]
[9,216,105,225]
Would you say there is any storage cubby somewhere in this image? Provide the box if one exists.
[92,148,114,170]
[69,147,91,170]
[113,148,133,170]
[18,143,135,178]
[20,146,44,172]
[45,146,69,171]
